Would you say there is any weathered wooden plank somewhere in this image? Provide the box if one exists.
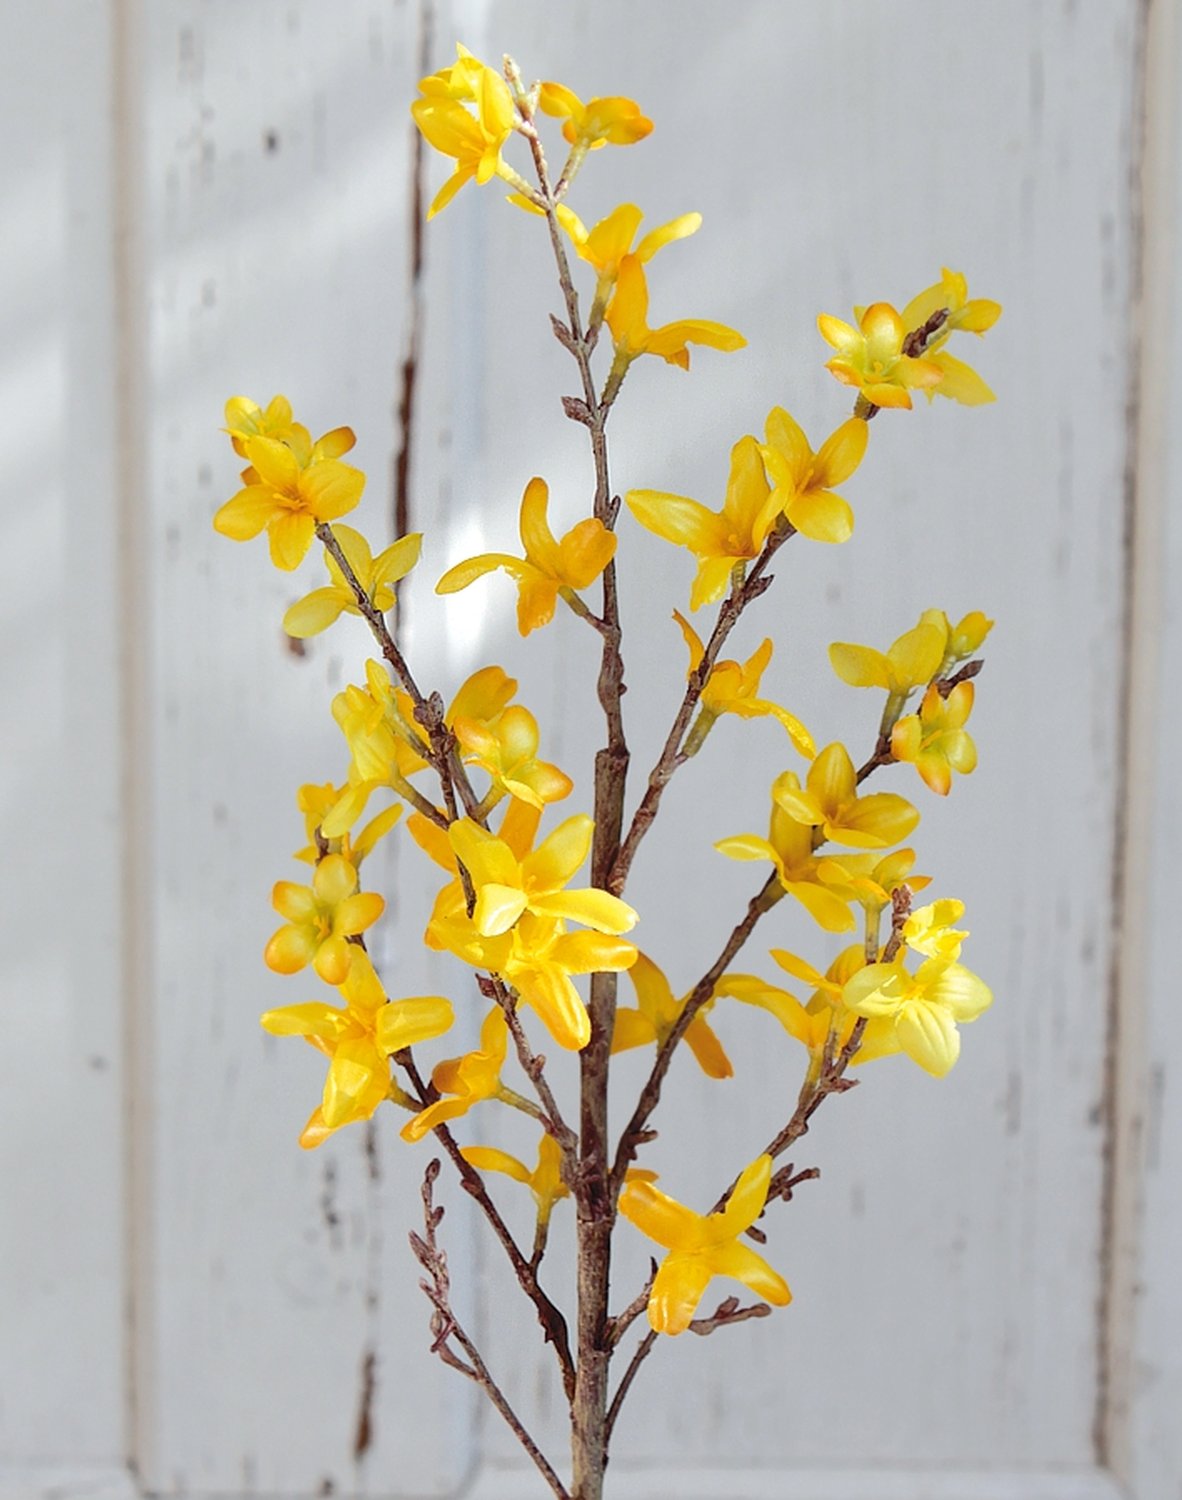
[1117,2,1182,1496]
[0,0,127,1471]
[138,1,477,1493]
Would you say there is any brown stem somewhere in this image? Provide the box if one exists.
[515,81,629,1500]
[410,1160,570,1499]
[609,522,796,895]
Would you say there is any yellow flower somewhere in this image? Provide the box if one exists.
[828,616,948,702]
[814,846,930,915]
[502,917,637,1050]
[436,476,616,635]
[453,704,573,809]
[716,945,867,1060]
[606,255,745,372]
[555,202,700,314]
[294,781,402,868]
[771,742,919,849]
[619,1155,791,1335]
[612,951,732,1079]
[402,1005,509,1142]
[213,434,366,570]
[261,948,453,1148]
[716,783,857,933]
[462,1132,571,1223]
[760,409,868,544]
[426,907,636,1053]
[264,853,385,984]
[817,302,943,410]
[903,898,969,960]
[901,268,1001,405]
[627,435,781,610]
[674,612,814,759]
[890,681,978,796]
[447,814,637,939]
[412,45,518,218]
[283,525,422,638]
[324,662,518,837]
[224,394,302,457]
[841,941,992,1078]
[537,83,652,149]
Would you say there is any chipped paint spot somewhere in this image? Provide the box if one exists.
[353,1346,377,1462]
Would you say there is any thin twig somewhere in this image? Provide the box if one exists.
[610,873,782,1195]
[394,1048,576,1400]
[610,521,796,895]
[410,1160,570,1499]
[480,975,578,1157]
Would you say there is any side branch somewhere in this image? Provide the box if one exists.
[609,521,796,895]
[610,872,782,1195]
[411,1160,571,1500]
[394,1049,576,1400]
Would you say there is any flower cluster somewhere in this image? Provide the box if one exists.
[212,43,1001,1457]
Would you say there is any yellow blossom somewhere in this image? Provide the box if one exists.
[716,945,867,1060]
[294,781,402,868]
[716,780,857,933]
[902,898,969,961]
[828,616,948,704]
[224,394,302,457]
[324,662,518,837]
[261,948,453,1148]
[554,202,700,314]
[612,952,732,1079]
[891,681,978,796]
[402,1005,509,1141]
[674,612,814,759]
[426,907,636,1052]
[213,433,366,571]
[283,525,422,638]
[436,476,616,635]
[606,255,745,373]
[760,409,868,544]
[462,1132,571,1223]
[264,853,385,984]
[841,934,992,1078]
[814,846,930,916]
[453,704,573,809]
[412,45,518,218]
[627,435,781,610]
[619,1155,791,1335]
[448,814,637,939]
[901,268,1001,405]
[817,302,942,410]
[772,741,919,849]
[537,83,652,149]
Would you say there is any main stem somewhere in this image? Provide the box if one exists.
[512,94,627,1499]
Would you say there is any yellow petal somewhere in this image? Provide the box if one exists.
[812,417,868,488]
[377,996,455,1053]
[896,1000,960,1076]
[708,1239,791,1307]
[267,511,316,571]
[829,643,891,689]
[213,486,276,541]
[648,1254,715,1335]
[283,587,346,638]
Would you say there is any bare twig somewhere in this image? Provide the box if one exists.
[394,1048,576,1400]
[410,1160,570,1499]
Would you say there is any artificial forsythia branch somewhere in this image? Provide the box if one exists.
[215,39,1001,1500]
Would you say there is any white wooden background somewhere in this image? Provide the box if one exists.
[3,1,1180,1497]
